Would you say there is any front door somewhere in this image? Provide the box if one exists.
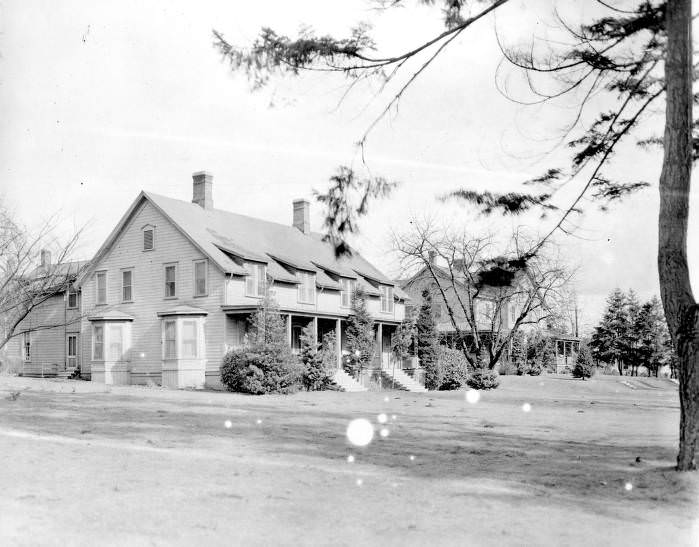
[382,329,393,369]
[67,334,79,371]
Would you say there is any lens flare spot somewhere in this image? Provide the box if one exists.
[256,419,262,425]
[409,455,415,461]
[356,478,363,486]
[347,454,355,463]
[383,396,389,403]
[522,403,532,413]
[224,420,232,429]
[465,390,480,404]
[346,418,374,447]
[377,413,388,424]
[379,427,390,438]
[391,414,397,421]
[625,482,633,491]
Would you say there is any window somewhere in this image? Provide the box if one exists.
[93,325,104,360]
[22,332,31,362]
[67,335,77,358]
[182,320,198,358]
[297,271,315,304]
[164,264,177,298]
[510,304,517,325]
[108,324,123,361]
[380,285,394,313]
[245,262,266,297]
[67,288,78,309]
[163,320,176,359]
[122,269,133,302]
[194,260,208,296]
[340,278,355,307]
[143,227,154,251]
[95,271,107,305]
[476,300,495,325]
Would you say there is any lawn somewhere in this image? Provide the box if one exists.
[0,374,697,546]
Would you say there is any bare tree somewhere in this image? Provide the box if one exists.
[0,201,86,352]
[395,220,573,371]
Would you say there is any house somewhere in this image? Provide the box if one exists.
[399,253,519,354]
[72,172,411,390]
[7,251,88,378]
[400,253,580,373]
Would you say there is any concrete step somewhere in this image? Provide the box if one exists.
[333,369,368,392]
[381,368,427,392]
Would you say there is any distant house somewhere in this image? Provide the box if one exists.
[400,253,579,372]
[71,172,411,390]
[6,252,88,378]
[399,254,519,354]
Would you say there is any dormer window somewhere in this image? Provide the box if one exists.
[340,278,355,308]
[245,262,266,297]
[297,271,315,304]
[143,225,155,251]
[380,285,394,313]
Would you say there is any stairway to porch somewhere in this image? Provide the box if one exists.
[56,366,80,380]
[333,369,368,392]
[380,368,427,392]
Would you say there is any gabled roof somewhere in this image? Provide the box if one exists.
[77,191,400,298]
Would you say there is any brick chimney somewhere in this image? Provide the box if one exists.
[293,199,310,234]
[40,249,51,268]
[192,171,213,210]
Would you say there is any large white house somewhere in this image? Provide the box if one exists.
[62,172,411,390]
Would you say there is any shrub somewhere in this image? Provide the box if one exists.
[437,347,469,390]
[572,344,594,380]
[499,360,518,375]
[301,328,337,391]
[220,347,302,394]
[527,359,543,376]
[466,368,500,390]
[345,287,375,377]
[417,290,441,390]
[220,295,303,394]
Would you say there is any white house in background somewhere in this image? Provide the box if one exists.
[74,171,411,390]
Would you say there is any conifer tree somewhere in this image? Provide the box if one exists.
[572,343,594,380]
[345,287,375,378]
[590,289,632,375]
[416,290,441,390]
[511,330,527,376]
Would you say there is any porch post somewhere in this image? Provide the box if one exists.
[336,318,342,369]
[313,316,318,344]
[377,323,383,369]
[287,314,292,347]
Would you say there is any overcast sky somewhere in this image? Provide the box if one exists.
[1,0,697,333]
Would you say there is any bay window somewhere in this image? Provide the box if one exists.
[161,316,205,360]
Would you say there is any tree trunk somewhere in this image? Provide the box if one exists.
[658,0,699,472]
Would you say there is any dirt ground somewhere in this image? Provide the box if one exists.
[0,374,697,547]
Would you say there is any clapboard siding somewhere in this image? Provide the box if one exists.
[81,200,226,386]
[14,294,81,376]
[225,276,406,322]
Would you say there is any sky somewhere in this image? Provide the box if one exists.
[1,0,697,334]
